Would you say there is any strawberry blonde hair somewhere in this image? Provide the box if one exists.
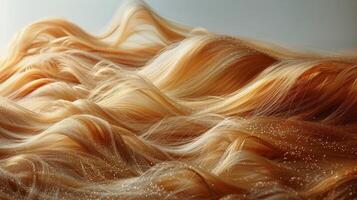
[0,1,356,199]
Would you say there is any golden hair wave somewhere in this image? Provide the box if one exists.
[0,1,356,199]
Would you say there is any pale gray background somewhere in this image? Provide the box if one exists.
[1,0,357,54]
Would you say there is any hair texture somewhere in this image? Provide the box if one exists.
[0,1,357,200]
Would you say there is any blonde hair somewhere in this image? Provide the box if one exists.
[0,1,356,199]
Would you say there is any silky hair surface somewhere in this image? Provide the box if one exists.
[0,1,357,200]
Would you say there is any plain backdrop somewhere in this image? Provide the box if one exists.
[1,0,357,54]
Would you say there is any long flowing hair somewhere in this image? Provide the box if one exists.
[0,1,356,199]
